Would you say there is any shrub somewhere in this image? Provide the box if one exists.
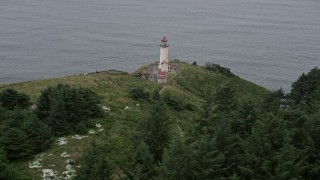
[0,89,30,110]
[290,67,320,105]
[0,109,53,159]
[36,84,103,136]
[129,87,149,101]
[205,62,235,77]
[162,92,195,111]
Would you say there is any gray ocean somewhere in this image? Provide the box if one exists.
[1,0,320,91]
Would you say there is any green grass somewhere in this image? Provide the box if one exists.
[0,62,269,179]
[170,63,268,103]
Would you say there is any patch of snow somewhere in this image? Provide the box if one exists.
[136,104,140,107]
[61,152,70,158]
[47,153,53,157]
[29,153,46,169]
[42,169,55,179]
[102,106,110,111]
[29,160,42,169]
[62,164,76,180]
[66,164,74,171]
[124,106,131,110]
[36,153,46,159]
[56,137,68,146]
[96,123,101,128]
[71,135,88,140]
[30,104,37,110]
[89,130,95,134]
[48,164,55,167]
[98,128,104,132]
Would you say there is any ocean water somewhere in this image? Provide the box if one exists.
[0,0,320,91]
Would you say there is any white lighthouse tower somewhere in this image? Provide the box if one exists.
[158,36,169,72]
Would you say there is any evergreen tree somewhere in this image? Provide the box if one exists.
[214,83,236,114]
[1,127,32,160]
[196,96,215,136]
[75,141,114,180]
[240,114,291,179]
[303,112,320,179]
[160,136,196,180]
[262,88,287,113]
[48,97,70,136]
[1,108,53,159]
[129,87,149,101]
[36,84,103,135]
[0,105,12,124]
[22,115,53,153]
[36,86,53,119]
[0,148,21,179]
[139,102,170,163]
[271,143,306,180]
[0,88,30,110]
[290,67,320,105]
[150,89,161,102]
[125,142,155,180]
[308,87,320,114]
[214,118,242,178]
[2,108,25,132]
[282,109,309,149]
[191,135,226,179]
[230,99,257,138]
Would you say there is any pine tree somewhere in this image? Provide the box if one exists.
[231,99,257,138]
[214,118,242,178]
[290,67,320,105]
[303,112,320,179]
[125,142,155,180]
[192,135,226,179]
[196,96,215,136]
[0,88,30,110]
[282,109,309,149]
[48,96,70,136]
[75,141,114,180]
[36,84,103,135]
[22,115,53,153]
[2,108,25,132]
[271,143,306,180]
[36,86,53,119]
[160,136,196,180]
[214,83,236,114]
[239,114,291,179]
[0,148,21,179]
[262,88,287,113]
[139,102,170,163]
[1,128,32,160]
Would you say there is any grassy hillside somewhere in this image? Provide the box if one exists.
[0,62,268,179]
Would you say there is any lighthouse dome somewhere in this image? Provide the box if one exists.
[161,36,168,42]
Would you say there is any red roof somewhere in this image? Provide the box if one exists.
[158,71,166,75]
[161,36,168,42]
[158,75,167,79]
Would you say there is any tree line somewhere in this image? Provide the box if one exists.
[0,84,103,179]
[76,67,320,180]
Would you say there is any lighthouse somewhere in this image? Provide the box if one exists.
[158,36,169,72]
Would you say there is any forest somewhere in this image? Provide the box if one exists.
[1,63,320,180]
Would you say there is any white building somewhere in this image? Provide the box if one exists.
[158,37,169,72]
[157,71,167,83]
[157,37,169,83]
